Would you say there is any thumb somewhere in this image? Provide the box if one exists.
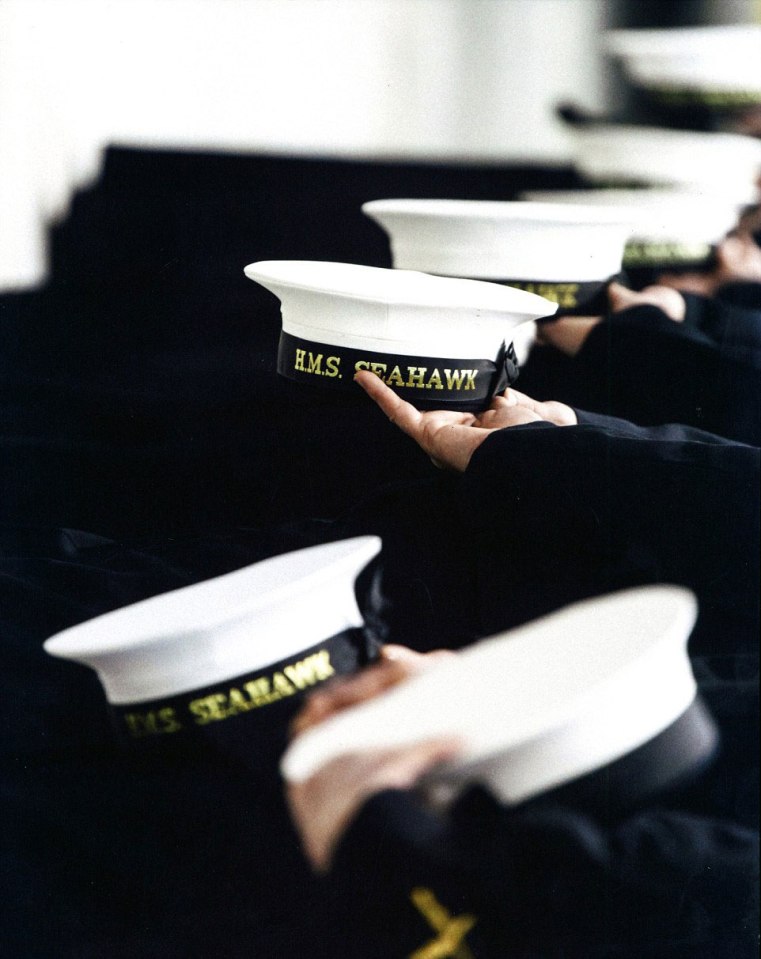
[607,281,639,313]
[504,388,543,413]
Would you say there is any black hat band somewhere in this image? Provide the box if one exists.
[623,240,714,269]
[491,274,629,315]
[526,695,719,816]
[109,626,378,747]
[648,86,761,109]
[278,331,520,411]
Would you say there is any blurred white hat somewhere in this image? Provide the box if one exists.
[362,198,631,311]
[521,188,742,270]
[245,260,556,410]
[282,586,717,810]
[567,123,761,203]
[45,537,381,742]
[604,25,761,106]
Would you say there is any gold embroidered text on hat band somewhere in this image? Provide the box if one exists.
[109,631,364,742]
[278,332,520,411]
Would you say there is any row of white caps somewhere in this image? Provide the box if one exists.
[244,199,637,392]
[243,179,755,408]
[588,24,761,200]
[360,191,752,279]
[361,199,633,282]
[520,188,743,247]
[44,538,708,807]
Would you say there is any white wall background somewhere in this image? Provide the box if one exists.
[1,0,610,289]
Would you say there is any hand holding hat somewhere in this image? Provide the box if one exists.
[537,282,687,357]
[659,231,761,296]
[291,644,454,737]
[287,643,459,871]
[354,370,576,471]
[607,282,686,320]
[286,736,461,873]
[282,587,714,874]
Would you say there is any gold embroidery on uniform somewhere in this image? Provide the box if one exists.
[409,887,477,959]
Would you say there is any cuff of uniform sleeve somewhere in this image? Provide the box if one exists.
[680,292,712,328]
[580,303,677,353]
[467,420,558,472]
[332,789,448,880]
[573,408,639,433]
[715,280,761,312]
[464,421,560,502]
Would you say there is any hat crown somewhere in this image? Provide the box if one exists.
[44,536,381,703]
[282,586,700,805]
[568,125,761,202]
[362,199,632,281]
[520,189,742,245]
[604,24,761,92]
[245,259,553,311]
[245,259,556,357]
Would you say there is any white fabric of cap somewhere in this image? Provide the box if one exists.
[604,25,761,94]
[44,536,381,704]
[244,260,557,356]
[362,199,632,282]
[521,189,742,246]
[281,586,698,807]
[568,125,761,203]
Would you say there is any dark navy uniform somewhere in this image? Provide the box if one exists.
[2,145,756,956]
[302,417,760,959]
[519,281,761,445]
[2,412,758,956]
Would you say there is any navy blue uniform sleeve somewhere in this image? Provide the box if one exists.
[572,408,752,444]
[325,787,759,959]
[522,301,761,444]
[689,280,761,319]
[458,423,759,653]
[317,422,760,957]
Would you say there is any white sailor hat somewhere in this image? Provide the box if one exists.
[282,586,717,810]
[244,260,557,411]
[604,24,761,113]
[521,188,742,273]
[567,123,761,203]
[44,536,381,746]
[362,199,632,313]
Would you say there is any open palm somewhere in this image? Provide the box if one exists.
[354,370,574,471]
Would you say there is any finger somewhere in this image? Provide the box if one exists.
[287,737,462,873]
[380,644,456,667]
[379,644,431,665]
[638,284,686,321]
[607,281,639,312]
[481,389,576,427]
[354,370,423,438]
[489,391,518,407]
[502,388,543,413]
[716,234,761,280]
[656,272,716,296]
[365,737,464,792]
[535,315,600,356]
[295,644,455,735]
[290,658,413,736]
